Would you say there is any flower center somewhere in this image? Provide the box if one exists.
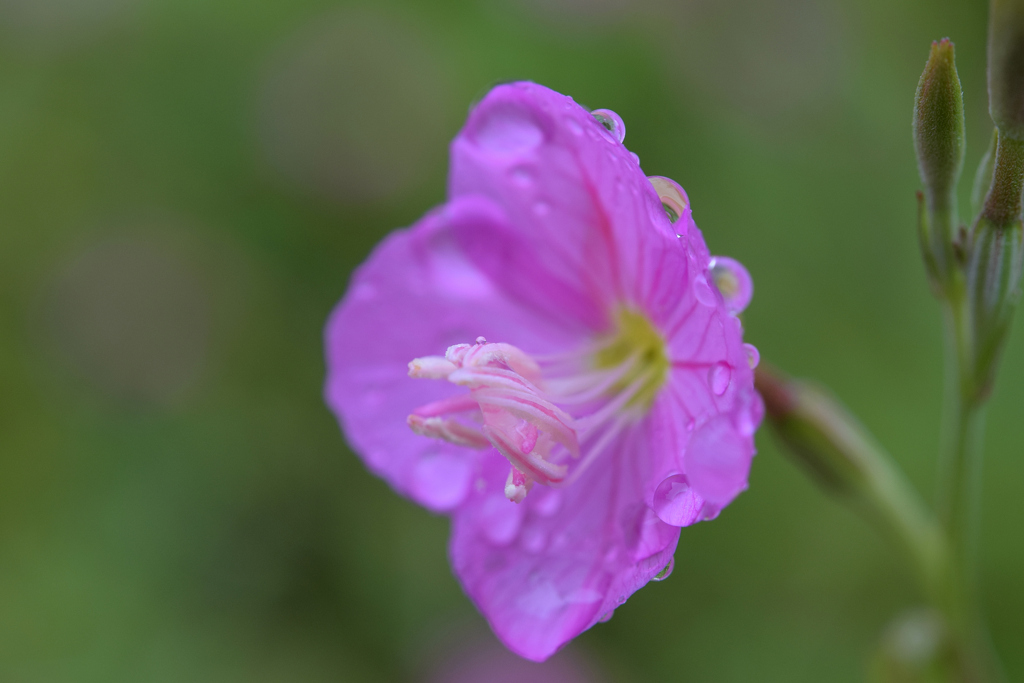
[592,308,669,411]
[406,310,669,504]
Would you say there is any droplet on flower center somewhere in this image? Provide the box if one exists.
[592,308,669,411]
[648,176,689,225]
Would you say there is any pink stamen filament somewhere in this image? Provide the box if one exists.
[407,338,659,502]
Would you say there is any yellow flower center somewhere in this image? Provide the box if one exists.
[593,308,669,410]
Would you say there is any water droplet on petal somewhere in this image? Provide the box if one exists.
[710,256,754,314]
[700,503,721,521]
[565,116,583,136]
[744,343,760,369]
[709,362,732,396]
[533,201,551,217]
[473,103,543,154]
[411,453,472,511]
[480,494,525,545]
[735,393,765,437]
[648,176,689,224]
[693,273,717,306]
[684,415,751,507]
[651,556,675,582]
[591,108,625,143]
[652,474,704,526]
[599,610,615,623]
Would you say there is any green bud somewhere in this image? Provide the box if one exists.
[914,38,965,291]
[755,365,879,496]
[915,38,966,203]
[988,0,1024,140]
[756,365,947,599]
[968,132,1024,398]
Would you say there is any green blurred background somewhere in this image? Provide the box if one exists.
[0,0,1019,680]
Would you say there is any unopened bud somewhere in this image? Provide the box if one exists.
[914,39,965,291]
[755,365,874,496]
[915,39,965,203]
[987,0,1024,140]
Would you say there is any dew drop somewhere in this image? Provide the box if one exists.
[684,415,751,507]
[480,494,525,545]
[591,108,625,143]
[648,176,689,225]
[709,361,732,396]
[652,474,704,527]
[473,104,543,154]
[710,256,754,314]
[599,610,615,623]
[630,152,640,165]
[411,453,472,512]
[651,556,675,582]
[744,343,760,369]
[533,200,551,217]
[566,117,583,136]
[693,273,717,306]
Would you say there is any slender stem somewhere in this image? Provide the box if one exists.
[935,293,1004,682]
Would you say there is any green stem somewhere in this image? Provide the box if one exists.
[935,293,1004,682]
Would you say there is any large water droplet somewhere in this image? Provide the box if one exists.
[411,453,472,511]
[709,256,754,314]
[648,176,689,225]
[744,343,760,369]
[652,474,704,527]
[480,494,525,545]
[709,361,732,396]
[473,103,543,154]
[693,273,717,306]
[591,108,625,143]
[684,415,751,507]
[651,556,675,582]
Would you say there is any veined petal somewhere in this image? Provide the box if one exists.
[324,203,583,512]
[449,83,682,334]
[450,439,679,662]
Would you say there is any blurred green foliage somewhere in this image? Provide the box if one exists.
[0,0,1019,681]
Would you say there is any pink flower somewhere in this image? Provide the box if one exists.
[324,82,762,661]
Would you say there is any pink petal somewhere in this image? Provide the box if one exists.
[449,82,681,334]
[324,202,582,512]
[450,431,679,662]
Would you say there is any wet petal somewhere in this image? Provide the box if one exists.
[450,431,678,661]
[324,204,581,510]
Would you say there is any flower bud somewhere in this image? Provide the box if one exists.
[968,132,1024,398]
[915,39,965,204]
[987,0,1024,140]
[914,39,965,291]
[755,365,875,496]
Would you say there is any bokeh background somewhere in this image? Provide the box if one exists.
[0,0,1020,680]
